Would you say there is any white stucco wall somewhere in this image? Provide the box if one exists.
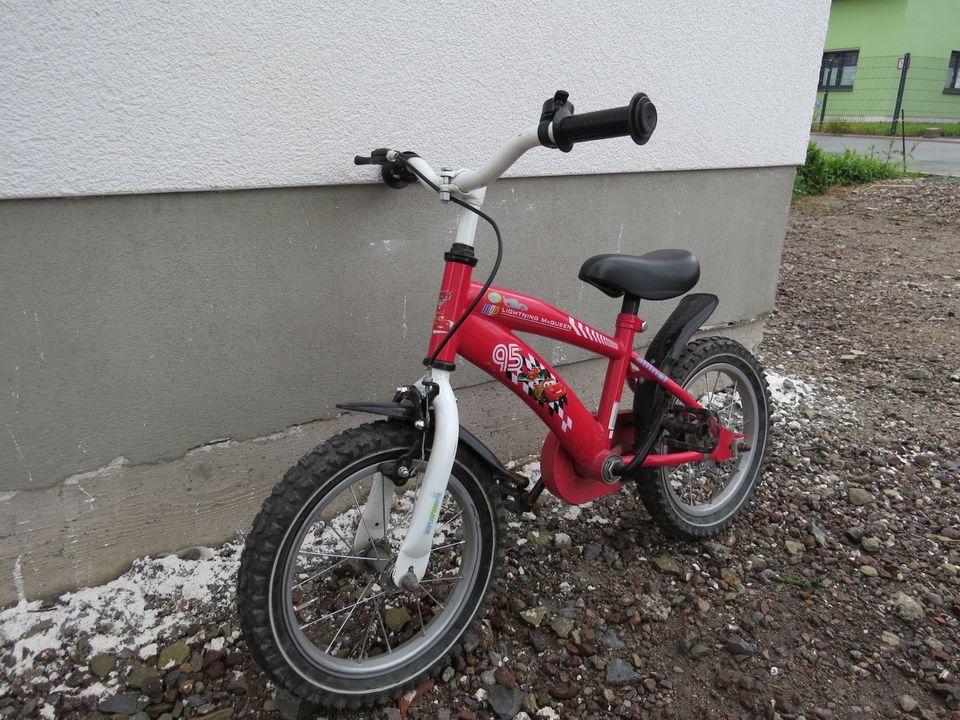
[0,1,830,199]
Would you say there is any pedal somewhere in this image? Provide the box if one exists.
[503,469,530,489]
[497,474,543,515]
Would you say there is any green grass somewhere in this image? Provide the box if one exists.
[811,120,960,137]
[793,141,901,196]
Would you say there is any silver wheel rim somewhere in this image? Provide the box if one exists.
[279,455,482,677]
[663,360,760,517]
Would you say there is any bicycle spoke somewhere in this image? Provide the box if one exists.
[295,595,321,613]
[293,556,350,589]
[325,575,377,653]
[420,576,463,584]
[716,394,737,417]
[415,597,426,636]
[322,520,354,555]
[708,370,721,409]
[299,550,379,561]
[356,612,375,660]
[431,540,465,552]
[434,509,463,536]
[301,590,386,630]
[374,597,392,653]
[420,584,446,611]
[724,388,739,427]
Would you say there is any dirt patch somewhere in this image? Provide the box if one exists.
[2,178,958,719]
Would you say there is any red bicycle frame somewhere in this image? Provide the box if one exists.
[427,257,741,505]
[342,116,746,587]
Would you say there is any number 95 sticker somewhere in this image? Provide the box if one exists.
[492,343,524,373]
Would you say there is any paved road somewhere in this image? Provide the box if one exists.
[810,133,960,176]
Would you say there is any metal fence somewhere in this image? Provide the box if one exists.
[813,53,960,133]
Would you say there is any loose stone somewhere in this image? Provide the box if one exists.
[605,659,640,686]
[848,488,876,506]
[785,540,805,555]
[549,617,575,639]
[651,556,680,575]
[891,592,924,623]
[89,654,117,678]
[487,684,523,719]
[520,607,547,627]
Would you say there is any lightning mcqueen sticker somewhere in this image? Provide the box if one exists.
[492,343,572,431]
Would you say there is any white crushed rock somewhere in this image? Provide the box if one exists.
[766,370,815,407]
[0,542,242,697]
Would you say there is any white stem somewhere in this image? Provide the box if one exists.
[453,187,486,248]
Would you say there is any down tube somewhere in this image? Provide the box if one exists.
[457,315,607,469]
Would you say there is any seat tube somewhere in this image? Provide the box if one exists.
[597,310,644,441]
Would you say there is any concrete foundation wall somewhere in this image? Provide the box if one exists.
[0,166,794,605]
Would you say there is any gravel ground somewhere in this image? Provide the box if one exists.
[2,178,959,720]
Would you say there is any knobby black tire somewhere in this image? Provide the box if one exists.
[634,337,771,539]
[236,420,505,709]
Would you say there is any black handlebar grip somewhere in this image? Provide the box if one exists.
[553,93,657,150]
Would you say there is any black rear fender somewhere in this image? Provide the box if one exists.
[627,293,718,475]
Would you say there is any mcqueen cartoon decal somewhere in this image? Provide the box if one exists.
[493,343,572,431]
[432,313,453,333]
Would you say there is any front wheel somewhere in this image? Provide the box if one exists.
[635,337,771,539]
[237,420,504,709]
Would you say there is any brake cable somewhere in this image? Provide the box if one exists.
[395,155,504,367]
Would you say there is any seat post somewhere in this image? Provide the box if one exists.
[620,294,640,315]
[598,294,644,444]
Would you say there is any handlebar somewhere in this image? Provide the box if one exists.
[354,90,656,194]
[550,92,657,152]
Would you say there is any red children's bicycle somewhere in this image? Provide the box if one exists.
[237,91,771,708]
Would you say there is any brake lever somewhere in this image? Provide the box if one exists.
[354,148,392,166]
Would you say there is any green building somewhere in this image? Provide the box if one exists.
[817,0,960,125]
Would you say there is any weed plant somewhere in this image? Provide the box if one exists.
[794,142,901,196]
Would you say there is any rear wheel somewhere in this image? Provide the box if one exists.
[635,337,771,539]
[237,420,504,709]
